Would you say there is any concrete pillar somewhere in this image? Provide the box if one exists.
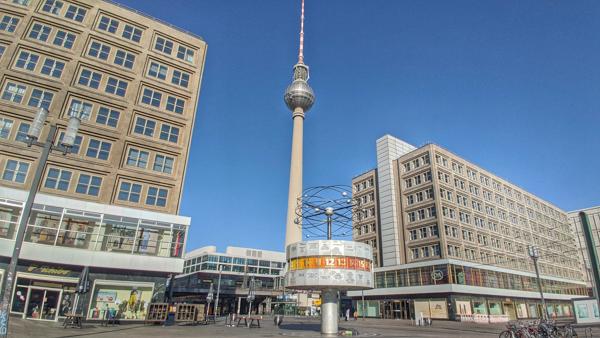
[237,297,241,315]
[321,289,339,336]
[284,108,304,247]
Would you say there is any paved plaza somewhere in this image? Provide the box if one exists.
[8,316,513,338]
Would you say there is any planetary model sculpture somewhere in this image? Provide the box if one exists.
[286,186,374,336]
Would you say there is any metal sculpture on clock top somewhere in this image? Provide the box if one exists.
[294,185,356,241]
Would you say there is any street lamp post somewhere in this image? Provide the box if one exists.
[0,108,81,337]
[215,265,223,316]
[361,290,365,321]
[528,245,547,320]
[247,277,256,316]
[206,283,214,320]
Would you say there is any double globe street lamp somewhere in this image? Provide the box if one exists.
[0,107,83,338]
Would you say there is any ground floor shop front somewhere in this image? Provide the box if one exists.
[353,294,575,321]
[1,260,169,322]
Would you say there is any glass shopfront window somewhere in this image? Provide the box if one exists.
[488,300,503,315]
[11,276,77,321]
[25,210,62,245]
[100,216,138,253]
[56,213,100,249]
[472,299,487,315]
[88,282,153,320]
[374,264,587,297]
[528,303,539,318]
[0,204,20,239]
[1,201,189,259]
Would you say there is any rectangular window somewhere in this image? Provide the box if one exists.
[2,83,26,103]
[57,132,82,154]
[88,41,111,60]
[153,154,173,174]
[27,89,54,110]
[85,139,111,160]
[75,174,101,196]
[12,0,31,6]
[154,37,173,54]
[126,148,149,168]
[98,16,118,33]
[15,51,39,71]
[96,107,119,127]
[122,24,141,42]
[64,4,86,22]
[117,181,141,202]
[78,69,102,89]
[160,124,179,143]
[53,30,75,49]
[166,96,185,114]
[29,23,52,42]
[105,77,127,97]
[177,45,194,63]
[40,58,65,78]
[0,118,13,139]
[148,62,167,80]
[2,159,29,183]
[171,70,190,88]
[114,50,135,69]
[0,45,6,59]
[42,0,63,15]
[44,167,71,191]
[146,187,167,207]
[141,88,161,107]
[15,122,30,142]
[0,15,19,33]
[68,99,92,120]
[134,117,155,136]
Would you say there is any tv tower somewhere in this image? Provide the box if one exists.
[284,0,315,247]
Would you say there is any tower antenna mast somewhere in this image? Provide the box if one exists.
[298,0,305,64]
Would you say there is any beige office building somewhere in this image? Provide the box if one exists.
[350,135,587,321]
[0,0,206,322]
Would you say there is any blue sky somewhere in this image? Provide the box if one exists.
[118,0,600,253]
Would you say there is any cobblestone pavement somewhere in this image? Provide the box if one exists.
[7,316,595,338]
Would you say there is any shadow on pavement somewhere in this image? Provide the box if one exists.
[51,324,146,338]
[279,323,321,332]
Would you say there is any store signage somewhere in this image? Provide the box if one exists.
[26,264,71,276]
[431,270,444,281]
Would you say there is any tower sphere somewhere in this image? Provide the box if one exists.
[284,79,315,112]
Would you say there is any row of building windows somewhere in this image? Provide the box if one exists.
[407,206,436,223]
[410,243,441,260]
[356,192,375,206]
[356,207,376,221]
[402,152,430,173]
[0,160,172,208]
[1,4,198,71]
[14,50,65,78]
[29,0,88,23]
[406,187,434,206]
[408,224,438,241]
[354,176,375,192]
[404,170,432,189]
[356,222,376,237]
[435,152,566,223]
[0,82,183,145]
[0,119,176,171]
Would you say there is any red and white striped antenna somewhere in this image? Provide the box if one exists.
[298,0,305,64]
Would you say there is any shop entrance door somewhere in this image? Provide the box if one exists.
[25,287,62,321]
[391,300,412,319]
[503,302,517,321]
